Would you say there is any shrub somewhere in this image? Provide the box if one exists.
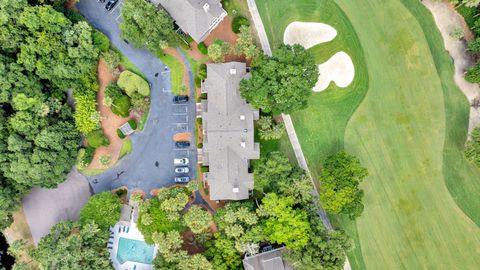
[76,147,95,169]
[128,119,137,130]
[117,70,150,97]
[74,94,100,134]
[466,62,480,83]
[197,42,208,54]
[232,16,250,33]
[117,129,126,139]
[130,93,150,112]
[257,116,285,140]
[86,129,110,148]
[111,95,131,117]
[465,127,480,167]
[101,50,120,72]
[198,64,207,80]
[197,143,203,148]
[196,118,203,125]
[79,192,121,231]
[200,166,209,173]
[208,39,231,63]
[105,83,123,100]
[92,30,110,53]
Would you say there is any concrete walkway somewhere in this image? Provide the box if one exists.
[246,1,350,269]
[423,0,480,136]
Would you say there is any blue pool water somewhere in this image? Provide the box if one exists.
[117,237,155,265]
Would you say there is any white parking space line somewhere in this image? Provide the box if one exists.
[109,1,123,13]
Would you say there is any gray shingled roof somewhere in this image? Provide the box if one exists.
[243,247,294,270]
[152,0,227,42]
[201,62,259,201]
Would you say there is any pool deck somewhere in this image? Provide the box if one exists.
[109,220,157,270]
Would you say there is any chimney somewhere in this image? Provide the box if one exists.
[233,187,239,193]
[203,3,210,12]
[240,115,245,120]
[230,68,237,75]
[241,142,246,148]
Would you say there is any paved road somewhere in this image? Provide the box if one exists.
[23,168,91,245]
[77,0,197,196]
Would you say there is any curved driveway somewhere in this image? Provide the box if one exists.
[77,0,197,196]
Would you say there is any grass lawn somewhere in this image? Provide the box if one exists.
[119,138,132,159]
[257,0,480,269]
[157,52,185,95]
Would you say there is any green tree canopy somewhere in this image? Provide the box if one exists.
[284,214,353,270]
[240,44,318,114]
[79,192,121,231]
[31,221,112,270]
[120,0,177,54]
[319,151,368,219]
[137,197,184,244]
[257,193,310,251]
[184,205,213,234]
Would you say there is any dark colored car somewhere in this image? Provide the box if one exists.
[175,141,190,148]
[173,95,189,103]
[105,0,119,11]
[174,176,190,183]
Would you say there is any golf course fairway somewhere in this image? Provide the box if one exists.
[256,0,480,269]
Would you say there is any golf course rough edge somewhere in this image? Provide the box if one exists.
[283,21,337,49]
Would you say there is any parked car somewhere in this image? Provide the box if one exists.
[173,95,189,103]
[174,176,190,183]
[105,0,119,11]
[175,141,190,148]
[174,158,189,166]
[175,167,190,174]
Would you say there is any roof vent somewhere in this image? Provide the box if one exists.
[233,187,239,193]
[241,142,246,148]
[244,129,248,133]
[230,68,237,75]
[240,115,245,120]
[203,3,210,12]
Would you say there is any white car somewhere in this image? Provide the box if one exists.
[174,158,189,166]
[175,167,189,174]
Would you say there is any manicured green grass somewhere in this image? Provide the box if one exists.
[119,138,132,159]
[138,111,149,131]
[257,0,480,269]
[157,52,184,95]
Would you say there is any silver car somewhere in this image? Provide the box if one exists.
[175,167,189,174]
[174,176,190,183]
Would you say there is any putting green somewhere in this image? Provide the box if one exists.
[256,0,480,268]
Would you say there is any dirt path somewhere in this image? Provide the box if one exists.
[87,59,129,169]
[423,0,480,135]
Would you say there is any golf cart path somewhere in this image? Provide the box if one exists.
[423,0,480,135]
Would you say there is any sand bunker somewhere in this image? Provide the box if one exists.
[283,21,337,49]
[314,52,355,92]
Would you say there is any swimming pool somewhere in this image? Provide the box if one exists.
[116,237,155,265]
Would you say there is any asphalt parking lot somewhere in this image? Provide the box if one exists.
[77,0,197,196]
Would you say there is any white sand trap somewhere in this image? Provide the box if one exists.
[283,22,337,49]
[315,51,355,92]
